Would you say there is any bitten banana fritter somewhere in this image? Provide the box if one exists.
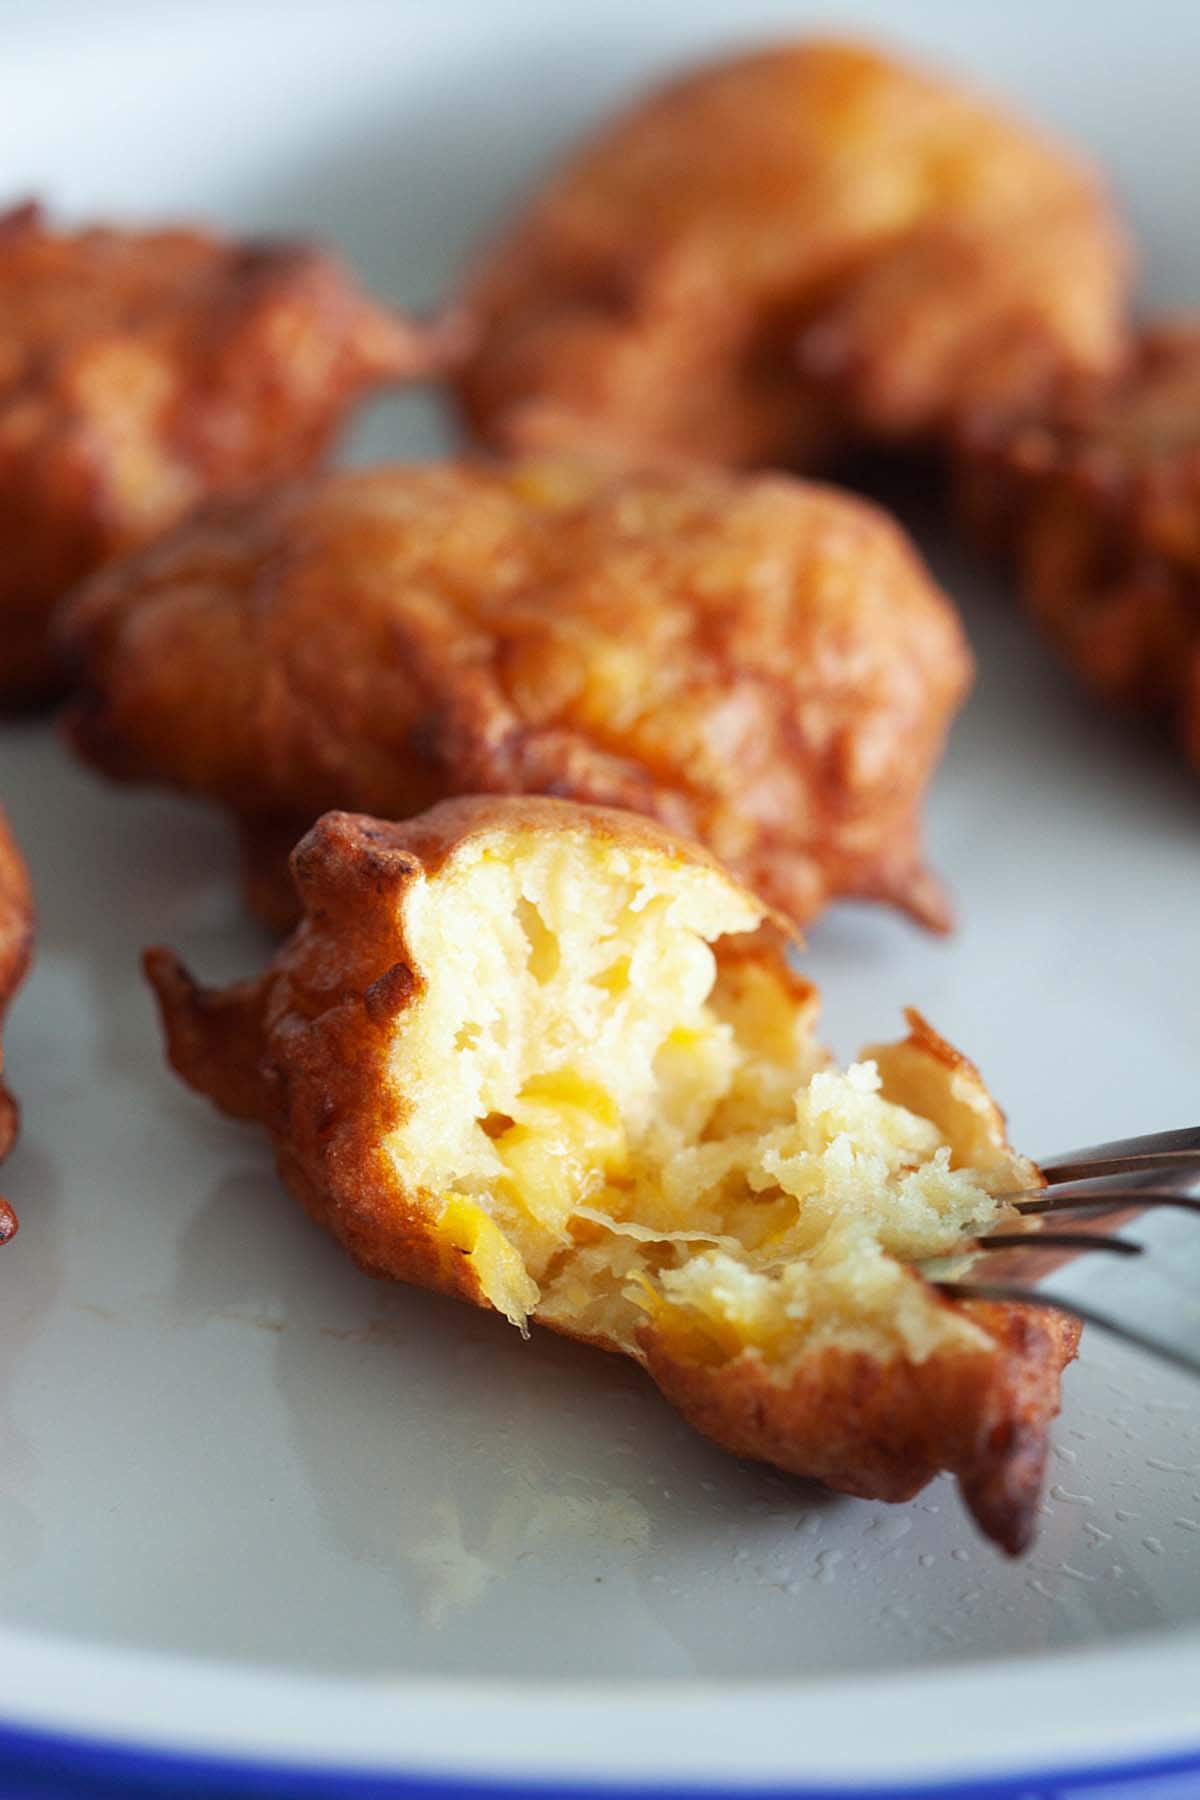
[145,796,1078,1551]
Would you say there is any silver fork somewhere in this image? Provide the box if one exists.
[931,1126,1200,1376]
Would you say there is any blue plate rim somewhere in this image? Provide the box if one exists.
[1,1715,1200,1800]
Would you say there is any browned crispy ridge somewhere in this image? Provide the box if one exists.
[144,798,1078,1553]
[644,1300,1077,1555]
[0,201,445,707]
[0,806,33,1237]
[62,454,970,934]
[456,40,1129,470]
[960,323,1200,771]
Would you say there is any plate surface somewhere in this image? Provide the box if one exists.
[2,0,1200,1791]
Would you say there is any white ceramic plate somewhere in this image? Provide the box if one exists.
[2,2,1200,1793]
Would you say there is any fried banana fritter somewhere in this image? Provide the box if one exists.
[145,796,1078,1552]
[960,324,1200,771]
[0,201,442,707]
[0,806,32,1237]
[456,41,1130,470]
[62,454,970,934]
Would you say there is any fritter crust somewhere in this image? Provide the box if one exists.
[144,798,1078,1552]
[644,1299,1077,1555]
[959,324,1200,771]
[0,806,33,1237]
[456,41,1129,469]
[62,454,970,933]
[0,201,443,707]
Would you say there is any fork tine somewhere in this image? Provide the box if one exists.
[1013,1189,1200,1218]
[971,1231,1142,1256]
[934,1282,1200,1380]
[913,1231,1143,1279]
[933,1129,1200,1380]
[1040,1124,1200,1185]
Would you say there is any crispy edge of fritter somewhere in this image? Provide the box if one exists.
[644,1298,1078,1556]
[0,805,33,1235]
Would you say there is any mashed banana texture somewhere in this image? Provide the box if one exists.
[146,796,1077,1551]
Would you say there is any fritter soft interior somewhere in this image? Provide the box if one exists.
[0,805,33,1236]
[146,797,1077,1551]
[0,201,441,706]
[960,323,1200,772]
[457,40,1129,470]
[62,454,969,934]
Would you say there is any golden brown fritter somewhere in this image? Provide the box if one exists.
[960,324,1200,771]
[62,454,970,935]
[0,806,32,1238]
[144,797,1078,1552]
[456,41,1130,471]
[0,201,444,707]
